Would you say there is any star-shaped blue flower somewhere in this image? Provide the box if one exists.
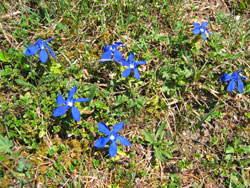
[192,22,213,40]
[94,122,131,157]
[121,53,146,80]
[219,70,246,93]
[25,37,56,63]
[53,87,90,121]
[101,42,124,63]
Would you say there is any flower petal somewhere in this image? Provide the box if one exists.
[193,23,201,28]
[237,79,244,93]
[109,141,118,157]
[202,22,208,27]
[34,38,42,45]
[114,42,123,47]
[53,105,69,117]
[113,122,124,133]
[25,46,40,56]
[219,74,232,82]
[94,137,110,148]
[128,53,134,62]
[207,30,213,36]
[74,98,91,102]
[136,61,146,65]
[45,37,55,43]
[192,28,201,35]
[71,106,81,121]
[121,59,130,66]
[98,122,110,135]
[202,32,207,40]
[113,49,122,63]
[134,68,140,80]
[68,87,77,99]
[56,94,66,105]
[46,46,56,58]
[227,80,236,92]
[122,68,131,78]
[39,48,49,63]
[117,136,131,146]
[239,76,246,80]
[101,50,112,63]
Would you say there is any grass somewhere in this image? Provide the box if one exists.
[0,0,250,187]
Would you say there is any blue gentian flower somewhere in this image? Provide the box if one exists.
[101,42,124,63]
[25,37,56,63]
[121,53,146,80]
[53,87,90,121]
[192,22,213,40]
[219,70,246,93]
[94,122,131,157]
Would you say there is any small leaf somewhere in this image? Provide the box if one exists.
[155,120,167,140]
[88,84,98,99]
[0,134,13,154]
[15,79,34,88]
[154,146,167,162]
[39,130,46,138]
[161,150,173,158]
[143,130,156,144]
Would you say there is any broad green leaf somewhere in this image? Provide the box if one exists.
[0,134,13,154]
[161,150,173,158]
[155,120,167,140]
[225,147,234,154]
[88,84,98,99]
[240,145,250,154]
[0,51,11,62]
[143,130,156,144]
[154,146,167,162]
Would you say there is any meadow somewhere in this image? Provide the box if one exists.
[0,0,249,187]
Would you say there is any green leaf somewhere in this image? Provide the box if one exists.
[161,150,173,158]
[0,51,11,62]
[154,146,167,162]
[0,134,13,154]
[143,130,156,144]
[225,147,234,154]
[155,120,167,140]
[15,79,34,88]
[240,145,250,154]
[88,84,98,99]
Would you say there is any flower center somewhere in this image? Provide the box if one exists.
[67,101,73,107]
[41,45,45,49]
[129,64,135,69]
[109,134,115,141]
[200,28,205,32]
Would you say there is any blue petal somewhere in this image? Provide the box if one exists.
[113,49,122,63]
[206,30,213,36]
[239,76,246,80]
[134,68,140,80]
[53,105,69,117]
[236,70,242,74]
[219,74,232,82]
[202,32,207,40]
[68,87,77,99]
[71,106,81,121]
[193,23,201,28]
[94,137,110,148]
[113,122,124,133]
[39,48,49,63]
[25,46,40,56]
[202,22,208,27]
[109,141,118,157]
[192,28,201,35]
[114,42,123,47]
[46,46,56,58]
[101,50,112,63]
[117,136,131,146]
[34,38,42,45]
[227,80,236,92]
[121,59,130,66]
[237,79,244,93]
[45,37,55,43]
[136,61,146,65]
[56,94,66,105]
[104,44,109,52]
[128,53,134,62]
[74,98,91,102]
[122,68,131,78]
[98,122,110,135]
